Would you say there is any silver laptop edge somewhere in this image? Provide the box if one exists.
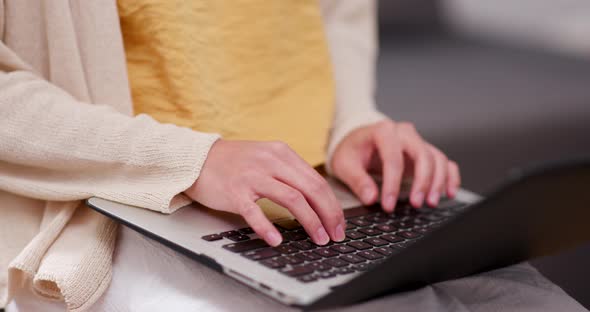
[87,179,481,306]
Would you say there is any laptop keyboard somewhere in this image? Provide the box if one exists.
[201,198,468,283]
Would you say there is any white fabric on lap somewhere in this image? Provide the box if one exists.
[10,226,585,312]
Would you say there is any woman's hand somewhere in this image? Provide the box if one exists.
[185,140,346,247]
[331,119,461,212]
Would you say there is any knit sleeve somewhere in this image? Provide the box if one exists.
[320,0,388,173]
[0,70,220,213]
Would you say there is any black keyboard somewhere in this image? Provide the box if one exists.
[201,199,468,283]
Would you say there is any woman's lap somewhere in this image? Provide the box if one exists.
[8,226,586,312]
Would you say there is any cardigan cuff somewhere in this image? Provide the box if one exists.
[325,108,387,175]
[94,120,221,214]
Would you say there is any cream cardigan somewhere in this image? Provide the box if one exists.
[0,1,385,311]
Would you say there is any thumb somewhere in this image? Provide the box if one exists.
[333,153,379,205]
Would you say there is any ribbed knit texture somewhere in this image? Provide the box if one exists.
[0,1,383,310]
[0,2,219,310]
[320,0,387,172]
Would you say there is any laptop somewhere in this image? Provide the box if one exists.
[86,159,590,309]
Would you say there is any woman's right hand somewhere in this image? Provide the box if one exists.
[184,140,346,247]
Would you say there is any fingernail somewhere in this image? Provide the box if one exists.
[334,223,345,242]
[316,227,330,245]
[412,192,425,208]
[428,191,440,207]
[266,231,282,247]
[362,186,375,204]
[383,194,395,211]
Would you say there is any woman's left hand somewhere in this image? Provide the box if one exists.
[331,119,461,212]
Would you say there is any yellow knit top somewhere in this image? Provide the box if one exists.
[117,0,335,166]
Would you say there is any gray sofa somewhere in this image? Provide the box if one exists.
[376,1,590,307]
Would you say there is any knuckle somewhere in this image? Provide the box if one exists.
[240,169,259,180]
[309,178,329,195]
[398,121,416,133]
[415,146,431,164]
[377,119,396,133]
[257,149,275,162]
[436,152,448,165]
[430,146,448,162]
[238,202,258,217]
[268,141,290,155]
[282,189,303,205]
[227,178,245,195]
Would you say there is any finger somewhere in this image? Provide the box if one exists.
[268,142,346,242]
[253,178,330,245]
[398,123,433,208]
[333,150,379,206]
[426,145,448,207]
[238,200,283,247]
[446,160,461,198]
[374,123,404,213]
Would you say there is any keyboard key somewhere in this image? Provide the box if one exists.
[324,258,349,268]
[363,237,388,247]
[375,224,397,233]
[349,218,372,227]
[273,244,299,254]
[242,248,279,260]
[353,263,371,271]
[340,254,366,264]
[275,219,303,231]
[345,223,357,230]
[346,231,367,240]
[416,227,430,234]
[291,240,315,251]
[318,271,337,279]
[227,235,250,242]
[223,239,268,253]
[373,247,395,256]
[395,205,419,216]
[295,251,322,262]
[335,267,355,275]
[280,265,314,277]
[276,255,304,266]
[343,205,374,218]
[373,214,393,223]
[347,241,372,250]
[260,258,284,269]
[391,220,413,229]
[412,218,430,226]
[314,248,339,258]
[381,234,404,243]
[364,214,389,223]
[358,227,382,236]
[284,230,308,242]
[201,234,222,241]
[330,244,356,254]
[306,262,331,271]
[220,230,240,237]
[357,250,384,261]
[399,231,421,239]
[238,227,254,235]
[297,275,317,283]
[390,243,405,250]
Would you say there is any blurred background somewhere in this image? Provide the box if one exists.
[375,0,590,308]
